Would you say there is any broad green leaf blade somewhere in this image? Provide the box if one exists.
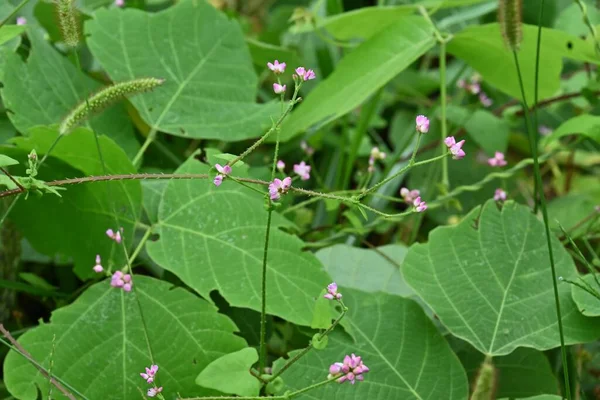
[403,200,600,356]
[279,16,435,141]
[0,25,25,46]
[448,24,600,101]
[86,2,279,141]
[0,154,18,167]
[571,274,600,317]
[445,106,509,155]
[7,127,142,279]
[500,396,562,400]
[542,114,600,145]
[272,289,469,399]
[195,348,260,397]
[454,340,558,398]
[315,244,413,297]
[246,38,302,70]
[4,276,246,399]
[145,154,331,327]
[0,29,139,158]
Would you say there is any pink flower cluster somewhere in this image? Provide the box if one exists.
[140,364,163,397]
[323,282,342,300]
[400,187,420,204]
[106,228,122,244]
[328,354,369,384]
[494,188,507,202]
[213,164,232,187]
[415,115,429,133]
[269,177,291,200]
[444,137,466,160]
[111,271,132,292]
[487,152,507,167]
[267,60,286,74]
[93,255,103,273]
[413,196,428,213]
[293,161,311,181]
[295,67,316,81]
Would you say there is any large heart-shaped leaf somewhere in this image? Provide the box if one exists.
[4,276,246,399]
[403,200,600,356]
[145,154,331,326]
[86,1,278,141]
[6,126,142,279]
[315,244,412,297]
[278,16,435,141]
[1,29,139,158]
[272,289,469,400]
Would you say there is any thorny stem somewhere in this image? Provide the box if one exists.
[268,301,348,382]
[1,167,24,190]
[513,50,572,399]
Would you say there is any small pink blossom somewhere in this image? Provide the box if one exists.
[328,354,369,384]
[214,164,232,187]
[415,115,429,133]
[300,140,314,156]
[400,187,420,204]
[413,196,428,213]
[469,82,481,95]
[106,228,123,244]
[111,271,132,291]
[295,67,316,81]
[147,387,163,397]
[444,136,456,147]
[538,125,552,136]
[276,160,285,172]
[494,188,507,202]
[487,152,507,167]
[114,0,124,6]
[293,161,311,181]
[267,60,286,74]
[269,177,292,200]
[444,137,466,160]
[140,365,158,384]
[93,254,103,273]
[479,92,493,107]
[213,175,223,186]
[324,282,342,300]
[16,17,26,25]
[273,83,286,94]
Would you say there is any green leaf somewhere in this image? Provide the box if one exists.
[246,38,302,70]
[0,25,25,46]
[500,396,562,400]
[0,29,140,158]
[445,106,509,155]
[272,289,469,399]
[0,154,18,167]
[311,289,333,330]
[4,276,246,399]
[315,244,413,297]
[403,200,600,356]
[448,24,600,101]
[279,16,435,141]
[542,114,600,145]
[142,179,168,223]
[195,347,260,397]
[571,274,600,317]
[86,1,278,141]
[146,154,331,327]
[454,341,558,398]
[6,126,142,279]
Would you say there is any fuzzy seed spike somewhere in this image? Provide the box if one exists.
[59,78,165,135]
[498,0,523,51]
[55,0,80,48]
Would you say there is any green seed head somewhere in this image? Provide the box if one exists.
[55,0,80,48]
[498,0,523,51]
[59,78,165,135]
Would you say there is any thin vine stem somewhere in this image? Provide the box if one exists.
[513,50,572,399]
[439,41,449,188]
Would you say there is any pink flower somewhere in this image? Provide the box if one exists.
[273,83,286,94]
[487,152,506,167]
[494,188,507,202]
[140,365,158,384]
[415,115,429,133]
[413,196,428,213]
[106,228,123,244]
[276,160,285,172]
[444,137,466,160]
[324,282,342,300]
[479,92,493,107]
[469,82,481,95]
[114,0,124,6]
[295,67,316,81]
[293,161,311,181]
[214,164,231,187]
[147,387,163,397]
[538,125,552,136]
[111,271,124,288]
[300,140,314,156]
[16,17,26,25]
[267,60,286,74]
[328,354,369,384]
[269,177,292,200]
[400,187,420,204]
[93,254,103,273]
